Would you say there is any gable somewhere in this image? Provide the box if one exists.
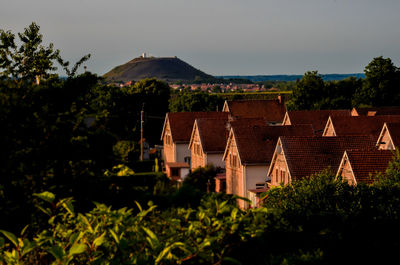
[323,117,336,136]
[189,121,204,156]
[282,112,291,125]
[268,138,292,181]
[222,101,230,112]
[160,114,170,141]
[162,119,174,145]
[376,124,395,150]
[336,152,357,185]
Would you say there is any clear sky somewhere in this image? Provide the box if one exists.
[1,0,400,76]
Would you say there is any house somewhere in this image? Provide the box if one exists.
[376,122,400,150]
[222,96,286,123]
[322,115,400,140]
[267,135,376,187]
[222,122,315,208]
[282,109,351,135]
[188,116,229,170]
[336,149,394,185]
[351,106,400,116]
[160,112,228,179]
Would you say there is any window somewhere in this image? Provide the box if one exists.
[281,170,285,184]
[275,169,278,183]
[232,154,237,167]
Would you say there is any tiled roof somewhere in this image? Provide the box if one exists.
[328,115,400,140]
[165,112,229,142]
[231,124,315,164]
[345,149,394,184]
[280,135,376,180]
[353,106,400,116]
[196,117,230,153]
[286,109,351,135]
[225,99,286,121]
[384,123,400,148]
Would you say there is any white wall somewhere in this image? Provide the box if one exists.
[245,165,268,191]
[180,168,190,180]
[175,143,190,162]
[206,153,225,169]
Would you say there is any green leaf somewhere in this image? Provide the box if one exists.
[155,242,185,264]
[143,227,158,244]
[21,240,36,257]
[0,230,18,248]
[69,232,84,246]
[223,257,243,265]
[78,214,93,233]
[135,201,143,212]
[20,224,29,236]
[93,232,106,248]
[68,243,86,256]
[48,245,65,260]
[36,205,52,216]
[0,237,5,248]
[62,200,75,216]
[109,229,120,244]
[33,191,55,203]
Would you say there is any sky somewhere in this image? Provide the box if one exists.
[1,0,400,76]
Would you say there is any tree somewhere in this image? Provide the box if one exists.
[353,56,400,107]
[169,91,223,112]
[0,22,90,84]
[0,22,60,84]
[287,71,325,110]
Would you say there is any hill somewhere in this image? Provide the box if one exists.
[103,56,214,83]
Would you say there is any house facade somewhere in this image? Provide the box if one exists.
[161,112,227,179]
[188,117,229,171]
[223,123,314,208]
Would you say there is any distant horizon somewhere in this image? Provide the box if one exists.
[2,1,400,76]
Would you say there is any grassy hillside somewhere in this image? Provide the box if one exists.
[103,57,214,83]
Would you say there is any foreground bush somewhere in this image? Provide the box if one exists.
[3,170,400,264]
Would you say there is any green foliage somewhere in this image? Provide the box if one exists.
[112,140,136,163]
[169,91,224,112]
[0,22,60,84]
[183,165,218,192]
[4,164,400,264]
[353,56,400,107]
[288,56,400,110]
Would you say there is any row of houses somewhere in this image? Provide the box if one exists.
[160,96,400,208]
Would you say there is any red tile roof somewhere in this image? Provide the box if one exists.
[327,115,400,140]
[196,117,230,153]
[352,106,400,116]
[286,110,351,135]
[345,149,394,184]
[279,135,377,180]
[163,112,229,143]
[224,99,286,121]
[230,124,315,165]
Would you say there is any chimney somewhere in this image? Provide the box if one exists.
[278,94,284,104]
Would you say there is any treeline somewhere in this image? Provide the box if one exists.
[288,56,400,110]
[0,73,173,231]
[2,159,400,264]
